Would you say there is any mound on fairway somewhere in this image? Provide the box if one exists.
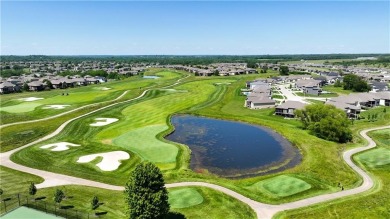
[42,104,70,109]
[40,142,81,151]
[90,118,119,127]
[112,125,178,163]
[169,188,204,209]
[355,148,390,168]
[77,151,130,171]
[255,175,312,197]
[19,97,44,102]
[0,102,42,113]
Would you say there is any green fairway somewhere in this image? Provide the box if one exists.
[168,188,204,208]
[355,148,390,168]
[0,102,42,113]
[254,175,312,197]
[113,125,178,163]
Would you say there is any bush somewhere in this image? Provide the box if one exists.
[296,104,352,143]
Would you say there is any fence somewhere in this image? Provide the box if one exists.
[0,193,107,218]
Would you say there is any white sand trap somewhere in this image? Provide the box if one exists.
[215,82,231,85]
[77,151,130,171]
[43,105,70,109]
[90,118,118,127]
[101,87,111,90]
[19,97,44,102]
[40,142,80,151]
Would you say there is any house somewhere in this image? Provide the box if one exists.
[85,77,99,84]
[275,101,307,117]
[0,82,18,94]
[245,93,276,109]
[370,81,388,92]
[326,101,361,119]
[295,79,322,96]
[72,78,87,86]
[27,81,44,91]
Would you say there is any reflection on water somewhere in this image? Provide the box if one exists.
[166,115,301,178]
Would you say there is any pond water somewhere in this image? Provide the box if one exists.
[166,115,301,178]
[143,76,160,79]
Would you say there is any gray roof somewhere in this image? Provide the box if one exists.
[276,101,307,110]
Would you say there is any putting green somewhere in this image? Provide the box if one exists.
[112,125,178,163]
[355,148,390,168]
[0,102,42,113]
[168,188,204,209]
[255,175,312,197]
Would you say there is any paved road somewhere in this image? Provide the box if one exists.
[278,84,309,104]
[0,75,387,218]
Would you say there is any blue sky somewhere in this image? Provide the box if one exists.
[1,1,389,55]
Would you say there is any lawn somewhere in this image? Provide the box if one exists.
[252,175,312,198]
[5,69,390,217]
[168,188,204,208]
[274,129,390,219]
[322,85,354,95]
[0,167,255,219]
[355,148,390,168]
[0,70,182,125]
[113,125,178,163]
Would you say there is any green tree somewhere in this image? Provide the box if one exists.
[23,83,29,91]
[334,79,342,87]
[214,70,219,76]
[54,189,65,207]
[124,162,170,219]
[43,79,52,89]
[29,182,37,200]
[279,66,289,75]
[342,74,370,92]
[295,104,352,143]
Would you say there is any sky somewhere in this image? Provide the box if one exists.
[1,1,389,55]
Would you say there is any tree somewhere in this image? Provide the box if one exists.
[334,79,342,87]
[295,104,352,143]
[214,70,219,76]
[54,189,65,207]
[279,66,289,75]
[43,79,52,89]
[342,74,371,92]
[124,162,169,219]
[29,182,37,200]
[23,83,29,91]
[91,196,99,212]
[0,188,3,199]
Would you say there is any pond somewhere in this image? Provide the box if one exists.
[166,115,301,178]
[143,76,160,79]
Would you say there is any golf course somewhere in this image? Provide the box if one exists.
[1,68,389,218]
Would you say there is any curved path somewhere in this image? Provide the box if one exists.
[0,75,388,218]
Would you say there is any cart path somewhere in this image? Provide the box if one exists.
[0,76,387,218]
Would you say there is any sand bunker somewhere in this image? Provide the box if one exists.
[77,151,130,171]
[40,142,80,151]
[101,87,111,90]
[43,105,70,109]
[19,97,44,102]
[90,118,118,127]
